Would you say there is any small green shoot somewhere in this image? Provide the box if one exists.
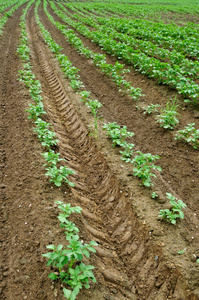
[131,151,162,187]
[103,122,134,147]
[159,193,187,225]
[151,192,158,199]
[45,165,75,187]
[156,98,179,129]
[175,123,199,149]
[42,201,98,300]
[143,103,160,114]
[86,99,102,138]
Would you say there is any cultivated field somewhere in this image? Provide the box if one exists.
[1,0,199,299]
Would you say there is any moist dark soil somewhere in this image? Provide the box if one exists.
[1,2,199,300]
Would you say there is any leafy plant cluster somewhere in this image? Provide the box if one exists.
[156,97,179,129]
[42,201,98,300]
[0,0,28,36]
[66,1,199,23]
[175,123,199,149]
[45,1,144,101]
[0,0,20,14]
[17,1,75,188]
[68,7,199,80]
[60,9,199,104]
[159,193,187,225]
[103,122,162,187]
[94,16,199,65]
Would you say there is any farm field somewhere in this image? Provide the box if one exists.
[0,0,199,299]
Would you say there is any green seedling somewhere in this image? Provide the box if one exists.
[63,263,96,299]
[42,200,98,300]
[143,103,160,114]
[45,165,75,187]
[34,119,58,148]
[26,102,46,121]
[178,250,185,255]
[175,123,199,149]
[70,79,84,91]
[79,90,91,103]
[35,127,58,148]
[131,151,162,187]
[151,191,158,199]
[41,149,65,167]
[103,122,134,147]
[159,193,187,224]
[86,99,102,138]
[156,98,179,129]
[120,141,134,162]
[55,201,82,238]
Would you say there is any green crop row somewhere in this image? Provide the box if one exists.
[44,1,144,101]
[70,12,199,79]
[16,2,98,299]
[57,3,199,104]
[0,0,29,36]
[17,0,75,188]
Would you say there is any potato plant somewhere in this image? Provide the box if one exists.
[175,123,199,149]
[159,193,186,225]
[131,152,162,187]
[43,201,98,300]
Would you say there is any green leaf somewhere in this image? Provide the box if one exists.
[46,244,56,250]
[48,273,58,280]
[87,246,96,253]
[89,241,98,246]
[42,253,53,259]
[63,288,71,299]
[58,215,67,223]
[57,244,64,251]
[83,249,90,257]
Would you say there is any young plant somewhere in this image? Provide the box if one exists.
[103,122,134,147]
[35,127,58,148]
[45,165,75,187]
[26,102,46,121]
[42,201,98,300]
[79,90,91,104]
[56,201,82,238]
[156,98,179,129]
[175,123,199,149]
[159,193,187,224]
[86,99,102,138]
[142,103,160,114]
[120,141,134,162]
[41,149,65,167]
[131,151,162,187]
[63,263,96,300]
[151,191,158,199]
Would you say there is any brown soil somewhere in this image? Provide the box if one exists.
[1,2,199,300]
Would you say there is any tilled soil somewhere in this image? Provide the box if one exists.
[0,2,199,300]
